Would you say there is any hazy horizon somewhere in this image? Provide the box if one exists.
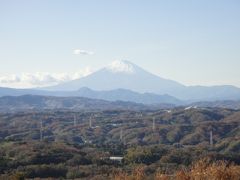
[1,0,240,88]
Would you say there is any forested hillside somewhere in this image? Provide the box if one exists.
[0,107,239,179]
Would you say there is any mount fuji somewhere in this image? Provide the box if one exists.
[46,60,185,94]
[44,60,240,101]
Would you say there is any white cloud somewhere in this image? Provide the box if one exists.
[0,67,93,88]
[0,75,20,83]
[73,49,94,55]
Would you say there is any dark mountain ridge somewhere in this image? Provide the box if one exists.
[0,86,182,105]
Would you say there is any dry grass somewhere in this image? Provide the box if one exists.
[156,158,240,180]
[187,159,240,180]
[114,159,240,180]
[114,166,146,180]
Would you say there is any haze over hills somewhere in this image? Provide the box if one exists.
[0,87,181,105]
[74,87,181,105]
[0,95,149,112]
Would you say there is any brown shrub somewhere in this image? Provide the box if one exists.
[155,158,240,180]
[114,159,240,180]
[114,166,146,180]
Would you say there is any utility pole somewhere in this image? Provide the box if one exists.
[40,119,43,141]
[120,127,123,141]
[74,114,77,127]
[120,127,126,145]
[210,130,213,146]
[152,117,156,131]
[89,115,92,128]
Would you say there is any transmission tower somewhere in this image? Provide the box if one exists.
[120,127,123,141]
[89,115,92,128]
[152,117,156,131]
[40,119,43,141]
[74,114,77,127]
[210,130,213,146]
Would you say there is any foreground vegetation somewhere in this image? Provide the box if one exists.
[114,158,240,180]
[0,107,239,179]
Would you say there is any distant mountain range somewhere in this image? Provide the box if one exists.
[0,87,181,105]
[0,95,149,112]
[70,87,182,105]
[0,60,240,105]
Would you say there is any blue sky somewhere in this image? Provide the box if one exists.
[0,0,240,88]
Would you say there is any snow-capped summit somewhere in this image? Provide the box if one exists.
[105,60,136,74]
